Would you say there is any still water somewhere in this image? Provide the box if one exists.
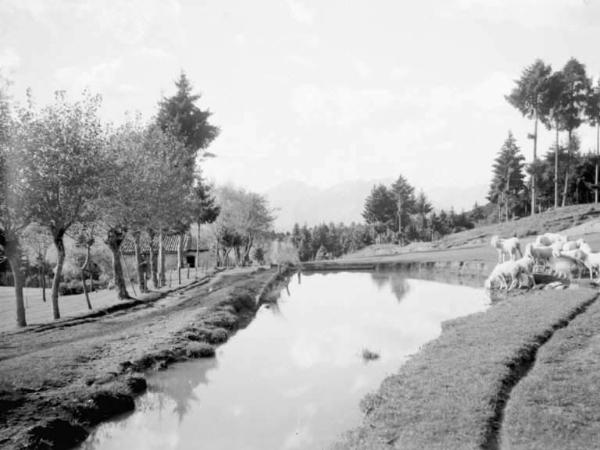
[82,271,490,450]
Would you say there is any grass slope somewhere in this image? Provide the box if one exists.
[333,288,598,450]
[345,204,600,260]
[501,294,600,449]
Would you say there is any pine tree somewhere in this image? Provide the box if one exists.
[506,59,552,215]
[362,184,396,229]
[488,132,526,221]
[156,72,219,165]
[390,175,416,239]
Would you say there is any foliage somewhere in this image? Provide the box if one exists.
[506,59,552,121]
[488,132,526,220]
[291,222,374,261]
[192,178,220,226]
[156,72,219,162]
[362,184,396,229]
[211,186,274,266]
[268,239,299,266]
[19,91,107,236]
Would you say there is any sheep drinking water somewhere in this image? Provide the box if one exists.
[484,256,534,291]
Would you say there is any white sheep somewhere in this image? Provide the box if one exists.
[535,232,567,246]
[575,250,600,280]
[557,248,589,279]
[524,243,553,269]
[562,240,582,252]
[579,241,592,255]
[491,235,522,263]
[484,258,532,291]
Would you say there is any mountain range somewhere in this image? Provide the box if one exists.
[264,179,488,231]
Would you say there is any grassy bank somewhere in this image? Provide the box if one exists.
[0,267,291,450]
[501,292,600,449]
[333,288,598,450]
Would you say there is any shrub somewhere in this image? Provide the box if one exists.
[207,328,229,344]
[185,342,215,358]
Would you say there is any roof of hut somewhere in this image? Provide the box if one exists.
[120,234,208,255]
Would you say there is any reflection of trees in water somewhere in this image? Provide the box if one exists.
[369,271,410,302]
[370,271,392,290]
[370,268,487,300]
[264,301,283,318]
[389,273,410,301]
[149,358,219,422]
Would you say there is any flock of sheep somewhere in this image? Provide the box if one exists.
[485,233,600,290]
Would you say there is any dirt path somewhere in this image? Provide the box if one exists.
[0,267,284,450]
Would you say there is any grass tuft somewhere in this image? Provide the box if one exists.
[185,342,215,358]
[361,348,380,361]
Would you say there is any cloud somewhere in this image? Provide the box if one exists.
[0,47,21,75]
[445,0,597,30]
[286,0,315,25]
[353,59,372,79]
[54,59,121,93]
[290,84,395,127]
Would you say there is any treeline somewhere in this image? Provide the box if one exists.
[288,176,479,261]
[361,175,475,245]
[290,222,374,261]
[497,57,600,218]
[0,73,273,328]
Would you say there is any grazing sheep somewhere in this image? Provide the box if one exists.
[557,248,589,279]
[576,250,600,280]
[562,240,582,252]
[536,233,567,246]
[549,255,584,281]
[484,259,531,291]
[491,235,522,263]
[524,243,553,269]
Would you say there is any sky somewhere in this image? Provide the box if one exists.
[2,0,600,195]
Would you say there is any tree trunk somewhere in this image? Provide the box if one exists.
[594,122,600,203]
[531,115,538,215]
[177,233,183,285]
[6,242,26,327]
[50,231,66,320]
[561,130,572,208]
[81,268,91,310]
[40,264,46,302]
[158,230,165,287]
[554,125,559,209]
[196,224,201,269]
[133,231,147,293]
[106,227,130,300]
[80,245,92,310]
[562,172,569,207]
[148,229,158,289]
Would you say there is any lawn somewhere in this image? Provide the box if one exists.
[0,269,204,332]
[501,292,600,449]
[334,287,598,450]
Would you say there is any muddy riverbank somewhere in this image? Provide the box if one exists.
[0,267,292,450]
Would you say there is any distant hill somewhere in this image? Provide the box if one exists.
[264,179,488,231]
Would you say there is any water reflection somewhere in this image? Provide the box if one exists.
[153,358,218,422]
[82,271,490,450]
